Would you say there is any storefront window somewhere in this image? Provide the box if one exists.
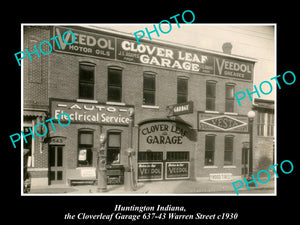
[225,84,235,112]
[206,81,216,111]
[78,130,93,167]
[224,135,234,165]
[143,73,156,105]
[205,135,215,165]
[138,152,163,162]
[108,67,122,102]
[177,77,188,103]
[107,132,121,164]
[167,152,189,161]
[79,63,95,100]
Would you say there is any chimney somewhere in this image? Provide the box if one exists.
[222,42,232,54]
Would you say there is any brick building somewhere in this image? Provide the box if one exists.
[22,25,264,189]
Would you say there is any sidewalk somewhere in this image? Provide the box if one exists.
[28,178,275,195]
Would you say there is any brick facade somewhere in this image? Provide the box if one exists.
[23,25,269,188]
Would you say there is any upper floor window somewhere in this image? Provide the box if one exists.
[225,84,235,112]
[107,67,122,102]
[257,112,265,136]
[143,72,156,105]
[177,77,188,103]
[206,81,216,111]
[79,63,95,99]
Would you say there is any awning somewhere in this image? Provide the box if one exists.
[23,110,47,117]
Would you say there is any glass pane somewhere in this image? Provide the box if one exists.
[79,64,94,82]
[57,171,63,180]
[108,133,121,147]
[205,151,214,165]
[79,83,94,99]
[107,148,120,164]
[50,147,55,167]
[226,85,234,99]
[206,98,215,111]
[143,91,155,105]
[50,171,55,180]
[225,136,233,151]
[206,82,216,98]
[224,151,233,165]
[177,78,188,94]
[205,135,215,151]
[78,148,93,167]
[108,69,122,86]
[225,100,234,112]
[80,133,93,145]
[108,86,121,102]
[57,147,63,167]
[177,94,187,104]
[143,74,155,90]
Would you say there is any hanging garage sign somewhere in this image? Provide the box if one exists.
[53,26,254,81]
[167,101,194,116]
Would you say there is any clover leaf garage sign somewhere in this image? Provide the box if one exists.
[198,112,248,133]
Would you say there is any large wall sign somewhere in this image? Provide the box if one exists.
[50,99,132,126]
[53,26,254,81]
[198,113,248,133]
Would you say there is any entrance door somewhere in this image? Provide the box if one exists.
[241,147,249,176]
[49,146,64,184]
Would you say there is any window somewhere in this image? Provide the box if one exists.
[138,152,163,162]
[79,63,95,99]
[107,132,121,164]
[166,152,189,161]
[225,84,235,112]
[177,77,188,103]
[224,136,234,165]
[23,126,33,167]
[257,112,265,136]
[108,67,122,102]
[143,73,156,105]
[78,130,93,167]
[205,135,215,165]
[267,113,274,136]
[206,81,216,110]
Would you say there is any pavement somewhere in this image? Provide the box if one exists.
[28,177,275,195]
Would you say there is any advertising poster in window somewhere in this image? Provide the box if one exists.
[165,162,189,179]
[137,163,163,181]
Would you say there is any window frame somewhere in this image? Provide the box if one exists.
[225,83,235,113]
[78,62,95,100]
[77,129,94,167]
[224,135,234,165]
[206,80,217,111]
[107,66,123,103]
[107,131,121,165]
[204,134,216,166]
[177,77,189,104]
[143,72,156,106]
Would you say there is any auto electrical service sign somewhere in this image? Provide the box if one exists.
[50,99,132,126]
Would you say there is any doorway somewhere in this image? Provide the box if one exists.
[49,146,64,184]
